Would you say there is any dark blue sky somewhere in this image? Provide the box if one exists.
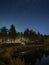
[0,0,49,35]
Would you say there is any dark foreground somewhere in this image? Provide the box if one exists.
[0,43,49,65]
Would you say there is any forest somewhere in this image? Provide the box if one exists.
[0,24,49,45]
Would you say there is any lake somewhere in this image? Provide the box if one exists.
[0,43,49,65]
[18,47,49,65]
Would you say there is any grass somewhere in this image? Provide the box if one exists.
[0,46,25,65]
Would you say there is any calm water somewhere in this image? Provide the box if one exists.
[35,55,49,65]
[0,44,49,65]
[19,48,49,65]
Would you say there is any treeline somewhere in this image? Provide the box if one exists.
[0,24,18,43]
[0,24,49,44]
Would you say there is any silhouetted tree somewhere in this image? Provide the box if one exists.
[1,27,7,43]
[40,34,44,43]
[44,35,48,40]
[17,32,21,38]
[36,32,45,44]
[24,28,30,39]
[29,30,36,41]
[0,29,2,42]
[21,32,22,41]
[8,24,17,43]
[37,32,41,40]
[24,28,37,42]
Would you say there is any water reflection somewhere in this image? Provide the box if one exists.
[0,46,49,65]
[19,49,49,65]
[36,55,49,65]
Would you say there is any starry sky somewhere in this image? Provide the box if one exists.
[0,0,49,35]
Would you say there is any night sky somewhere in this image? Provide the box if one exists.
[0,0,49,35]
